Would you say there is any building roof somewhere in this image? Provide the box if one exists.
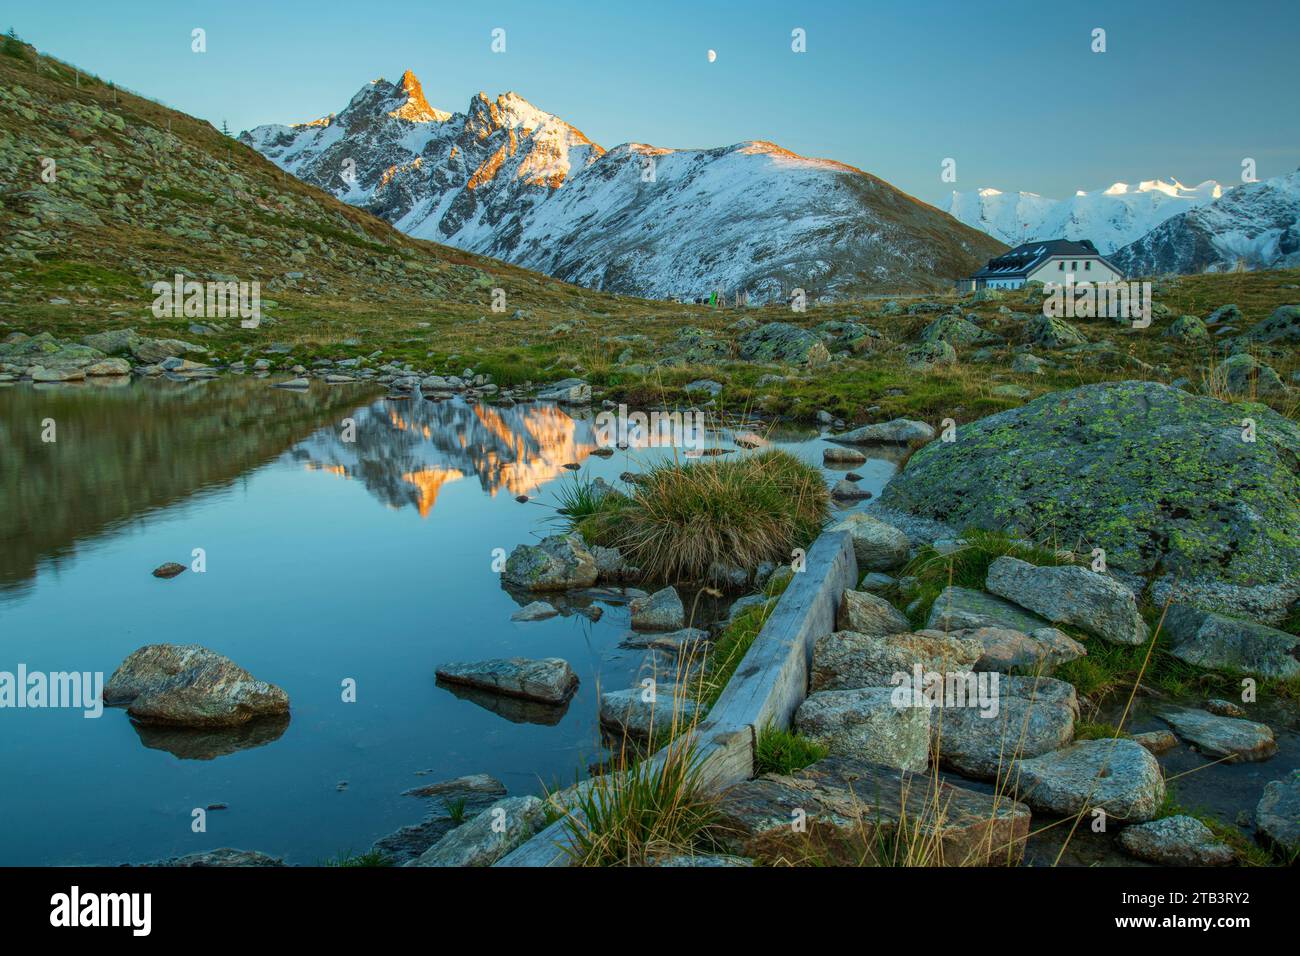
[970,239,1122,279]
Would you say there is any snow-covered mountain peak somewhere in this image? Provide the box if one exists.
[390,69,449,123]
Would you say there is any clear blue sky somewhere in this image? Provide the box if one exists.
[9,0,1299,206]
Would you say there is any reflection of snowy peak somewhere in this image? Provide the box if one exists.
[291,398,597,516]
[948,179,1225,253]
[242,71,1002,301]
[1111,170,1300,275]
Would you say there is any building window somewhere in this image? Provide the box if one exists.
[1071,261,1077,270]
[1085,261,1091,270]
[1059,261,1065,271]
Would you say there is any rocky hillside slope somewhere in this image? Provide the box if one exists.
[242,71,1004,301]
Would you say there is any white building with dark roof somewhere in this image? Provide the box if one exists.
[961,239,1125,291]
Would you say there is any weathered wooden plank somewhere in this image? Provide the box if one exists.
[495,530,858,867]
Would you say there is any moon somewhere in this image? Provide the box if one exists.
[707,49,717,63]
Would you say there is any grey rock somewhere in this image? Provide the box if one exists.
[827,513,911,570]
[795,687,930,771]
[630,586,685,631]
[926,585,1053,634]
[104,644,289,727]
[502,534,598,591]
[934,675,1078,780]
[1117,816,1235,866]
[811,628,983,692]
[823,446,867,465]
[510,601,558,622]
[831,478,872,501]
[1210,353,1286,396]
[1155,707,1277,763]
[599,684,698,740]
[837,589,910,635]
[959,626,1087,673]
[407,796,546,867]
[1011,738,1165,822]
[436,657,578,705]
[830,418,935,444]
[1255,771,1300,854]
[142,848,284,867]
[986,557,1148,645]
[1163,604,1300,679]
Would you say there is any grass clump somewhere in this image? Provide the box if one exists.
[321,849,391,867]
[559,736,720,867]
[754,724,828,775]
[604,449,828,583]
[1072,720,1130,741]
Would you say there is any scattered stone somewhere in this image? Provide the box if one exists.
[712,756,1030,866]
[960,626,1087,673]
[827,513,911,570]
[1255,771,1300,854]
[142,848,284,867]
[104,644,290,727]
[795,687,930,771]
[1117,816,1235,866]
[986,557,1148,645]
[830,418,934,444]
[831,479,872,501]
[859,572,896,594]
[599,685,698,740]
[510,601,558,622]
[502,534,598,591]
[926,585,1052,633]
[1211,353,1286,396]
[934,675,1078,780]
[152,562,186,579]
[1155,707,1277,763]
[1163,604,1300,679]
[536,378,591,404]
[837,589,910,635]
[1205,698,1247,719]
[811,629,982,692]
[1242,303,1300,344]
[1132,730,1178,755]
[629,586,685,631]
[407,796,546,867]
[1027,313,1088,348]
[435,658,578,705]
[274,377,310,389]
[1010,738,1165,822]
[823,446,867,465]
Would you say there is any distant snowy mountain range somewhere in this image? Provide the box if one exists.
[947,179,1226,254]
[241,70,1002,302]
[951,172,1300,275]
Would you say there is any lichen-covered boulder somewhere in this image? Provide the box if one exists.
[436,658,578,705]
[1155,707,1277,763]
[879,381,1300,624]
[1243,303,1300,344]
[738,322,824,363]
[810,629,983,692]
[1164,604,1300,679]
[1164,314,1208,342]
[1117,816,1235,866]
[1026,314,1087,348]
[1255,771,1300,854]
[795,687,931,770]
[985,557,1148,645]
[104,644,289,727]
[933,674,1078,780]
[1011,738,1165,822]
[502,534,598,591]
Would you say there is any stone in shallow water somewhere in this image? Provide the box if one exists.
[795,687,930,771]
[831,479,872,501]
[1255,771,1300,854]
[104,644,290,728]
[140,848,284,867]
[1117,815,1235,866]
[933,674,1078,780]
[599,685,699,741]
[1132,730,1178,755]
[1011,738,1165,822]
[407,796,546,867]
[152,562,185,578]
[837,589,910,635]
[830,418,935,445]
[1163,604,1300,679]
[510,600,558,622]
[711,756,1030,866]
[1155,707,1277,763]
[986,557,1148,646]
[828,512,912,571]
[629,585,685,631]
[810,629,983,692]
[436,657,578,705]
[502,533,598,591]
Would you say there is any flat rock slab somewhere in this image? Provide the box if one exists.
[1255,771,1300,854]
[712,756,1030,866]
[933,675,1078,780]
[139,848,284,867]
[1011,738,1165,822]
[104,644,290,728]
[795,688,931,771]
[1164,604,1300,679]
[436,657,578,705]
[1155,707,1277,763]
[811,629,983,692]
[830,418,935,444]
[407,796,546,867]
[1117,815,1235,866]
[926,586,1053,634]
[986,557,1148,646]
[837,589,911,635]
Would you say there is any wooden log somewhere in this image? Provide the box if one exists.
[496,529,858,866]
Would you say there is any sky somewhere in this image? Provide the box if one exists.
[8,0,1300,207]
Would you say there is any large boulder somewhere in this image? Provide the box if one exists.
[407,796,546,867]
[1255,771,1300,854]
[1026,314,1087,348]
[810,629,982,692]
[985,557,1148,645]
[879,381,1300,625]
[1164,604,1300,679]
[435,658,578,705]
[1243,304,1300,344]
[827,513,911,570]
[502,534,598,591]
[711,756,1030,866]
[1011,738,1165,822]
[957,626,1087,674]
[738,322,824,363]
[1117,816,1235,866]
[926,585,1053,633]
[1210,354,1286,396]
[795,688,931,771]
[103,644,289,727]
[933,675,1078,779]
